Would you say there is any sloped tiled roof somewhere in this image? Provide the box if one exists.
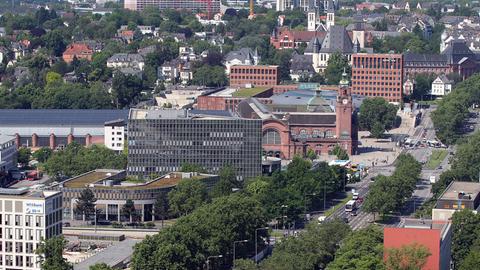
[320,26,353,53]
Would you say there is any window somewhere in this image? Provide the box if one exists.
[325,130,334,138]
[263,129,281,145]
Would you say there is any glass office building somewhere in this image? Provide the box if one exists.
[127,109,262,180]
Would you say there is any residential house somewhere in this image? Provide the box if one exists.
[403,78,415,96]
[13,66,31,87]
[117,29,134,43]
[224,48,260,75]
[270,27,327,50]
[0,47,8,64]
[11,42,29,60]
[290,53,315,81]
[158,59,192,85]
[391,1,410,11]
[442,4,456,13]
[0,27,6,37]
[138,45,157,57]
[62,43,94,63]
[179,46,197,61]
[430,74,453,96]
[107,53,145,71]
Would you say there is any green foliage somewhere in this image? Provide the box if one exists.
[234,259,259,270]
[413,73,436,99]
[36,236,73,270]
[451,210,480,268]
[111,71,143,108]
[385,243,431,270]
[45,71,62,86]
[180,163,207,173]
[261,220,350,270]
[17,147,31,166]
[325,52,351,85]
[168,178,209,216]
[192,64,227,87]
[359,97,398,137]
[306,148,317,161]
[331,145,349,160]
[32,147,53,163]
[245,157,346,223]
[44,142,126,178]
[131,194,267,269]
[459,250,480,270]
[212,165,239,197]
[75,188,97,220]
[363,154,421,218]
[122,199,137,222]
[327,225,384,270]
[154,194,168,227]
[431,74,480,144]
[89,263,113,270]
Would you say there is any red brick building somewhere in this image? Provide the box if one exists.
[270,27,326,50]
[62,43,94,63]
[351,53,403,103]
[229,65,280,87]
[237,82,358,158]
[384,219,452,270]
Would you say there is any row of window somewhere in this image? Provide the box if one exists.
[230,68,277,75]
[0,254,36,267]
[230,76,277,81]
[2,214,43,227]
[353,87,401,93]
[353,70,400,75]
[0,227,43,241]
[352,76,401,82]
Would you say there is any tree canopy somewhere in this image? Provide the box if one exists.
[44,142,126,179]
[168,178,209,216]
[36,236,73,270]
[358,97,398,138]
[131,194,267,269]
[324,52,351,85]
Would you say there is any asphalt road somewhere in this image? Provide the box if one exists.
[326,107,450,230]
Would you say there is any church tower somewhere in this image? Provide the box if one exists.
[308,9,317,31]
[326,0,335,30]
[336,71,353,153]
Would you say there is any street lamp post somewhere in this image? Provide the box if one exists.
[255,227,269,264]
[233,240,248,269]
[304,193,316,220]
[323,179,327,210]
[281,205,288,230]
[206,255,223,270]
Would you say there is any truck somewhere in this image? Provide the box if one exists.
[429,175,436,184]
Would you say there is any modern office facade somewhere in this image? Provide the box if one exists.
[124,0,221,12]
[127,109,262,180]
[0,188,62,270]
[351,53,403,103]
[0,135,17,173]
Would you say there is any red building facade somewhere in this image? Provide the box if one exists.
[62,43,93,63]
[229,65,280,87]
[352,53,403,103]
[270,27,326,50]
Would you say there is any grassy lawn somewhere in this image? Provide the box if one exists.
[325,194,353,217]
[425,150,448,169]
[232,87,269,97]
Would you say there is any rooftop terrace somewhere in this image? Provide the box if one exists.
[439,181,480,201]
[61,169,212,190]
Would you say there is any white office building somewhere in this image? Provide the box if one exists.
[430,74,453,97]
[0,135,17,173]
[0,188,62,270]
[104,120,125,153]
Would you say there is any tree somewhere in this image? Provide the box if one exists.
[324,52,351,85]
[89,263,113,270]
[17,147,31,167]
[327,225,385,270]
[44,143,126,178]
[154,194,168,228]
[122,199,136,222]
[212,165,238,197]
[234,259,259,270]
[32,147,53,163]
[359,97,398,137]
[168,178,208,216]
[451,210,480,267]
[306,148,317,161]
[36,236,73,270]
[331,145,349,160]
[413,73,436,100]
[131,194,268,269]
[261,220,350,270]
[385,243,431,270]
[459,250,480,270]
[111,71,143,108]
[46,71,62,86]
[192,65,227,87]
[371,121,386,138]
[180,163,207,173]
[362,175,398,219]
[75,189,97,221]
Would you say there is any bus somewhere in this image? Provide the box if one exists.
[345,200,357,213]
